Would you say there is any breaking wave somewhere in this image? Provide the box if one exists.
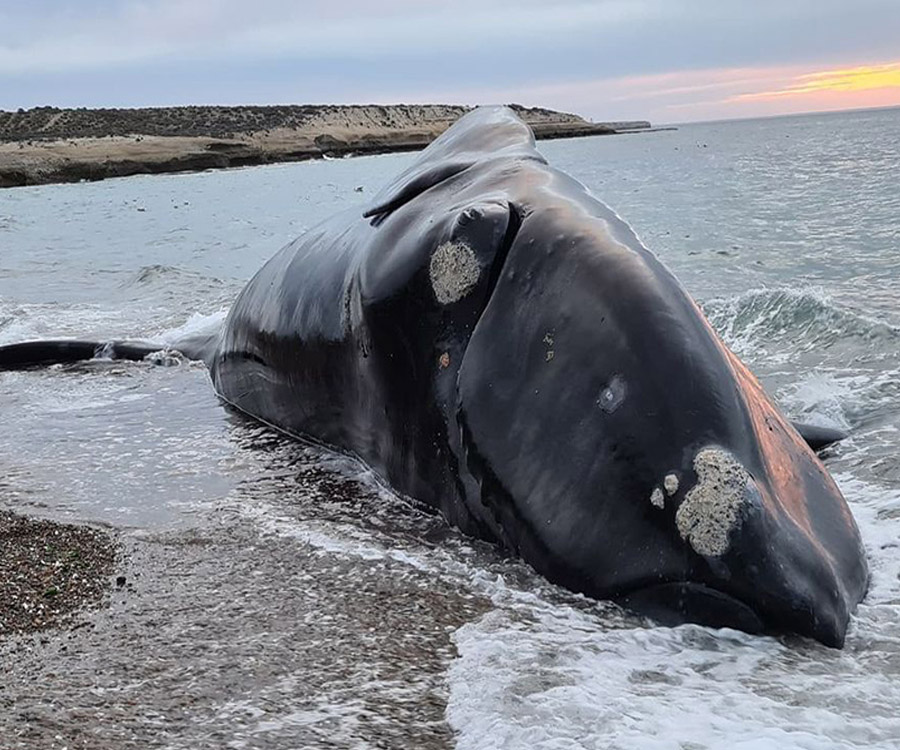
[154,308,228,343]
[0,299,130,345]
[702,287,900,360]
[125,264,226,288]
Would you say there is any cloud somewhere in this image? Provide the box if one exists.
[4,0,900,79]
[386,60,900,123]
[3,1,900,119]
[0,0,664,75]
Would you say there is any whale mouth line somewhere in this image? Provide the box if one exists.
[616,581,766,635]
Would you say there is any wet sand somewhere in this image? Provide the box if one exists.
[0,457,493,750]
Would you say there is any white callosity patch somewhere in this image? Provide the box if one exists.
[664,473,679,495]
[650,487,665,509]
[542,331,555,362]
[429,241,481,304]
[675,448,754,557]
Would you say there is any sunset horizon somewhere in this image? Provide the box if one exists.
[3,3,899,125]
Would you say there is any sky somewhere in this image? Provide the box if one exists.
[1,1,899,123]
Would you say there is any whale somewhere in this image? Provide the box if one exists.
[0,106,868,646]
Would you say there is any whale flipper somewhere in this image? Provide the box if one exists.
[791,421,848,451]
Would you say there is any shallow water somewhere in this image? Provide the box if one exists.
[1,107,899,749]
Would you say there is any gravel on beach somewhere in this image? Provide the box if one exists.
[0,511,118,637]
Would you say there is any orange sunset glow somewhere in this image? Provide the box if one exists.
[733,62,900,102]
[619,60,900,122]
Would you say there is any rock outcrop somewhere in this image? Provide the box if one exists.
[0,103,652,187]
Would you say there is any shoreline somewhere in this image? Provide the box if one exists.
[0,103,667,188]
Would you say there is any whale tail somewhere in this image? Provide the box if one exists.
[0,331,220,371]
[0,340,164,370]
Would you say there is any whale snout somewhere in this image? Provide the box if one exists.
[632,446,865,647]
[620,573,851,648]
[719,482,862,649]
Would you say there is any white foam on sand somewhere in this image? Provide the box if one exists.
[445,471,900,750]
[230,429,900,750]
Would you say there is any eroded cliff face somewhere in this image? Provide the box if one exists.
[0,103,645,187]
[0,103,609,142]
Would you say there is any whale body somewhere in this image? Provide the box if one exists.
[0,107,868,646]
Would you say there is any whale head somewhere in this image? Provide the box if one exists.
[361,106,869,646]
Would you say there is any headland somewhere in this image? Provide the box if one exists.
[0,103,660,188]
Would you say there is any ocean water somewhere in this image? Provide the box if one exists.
[1,106,899,749]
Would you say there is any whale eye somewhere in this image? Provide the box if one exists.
[598,375,626,413]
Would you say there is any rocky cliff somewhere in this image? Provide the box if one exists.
[0,103,653,188]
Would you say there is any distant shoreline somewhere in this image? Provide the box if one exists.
[0,103,671,188]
